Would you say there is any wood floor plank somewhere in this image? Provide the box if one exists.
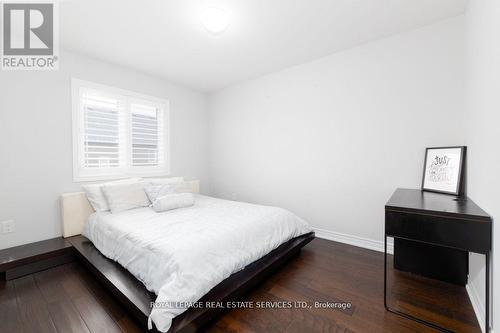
[212,315,258,333]
[72,263,144,333]
[0,279,24,333]
[57,264,123,333]
[34,266,91,333]
[13,275,58,333]
[48,301,92,333]
[72,296,124,333]
[285,317,352,333]
[217,291,295,333]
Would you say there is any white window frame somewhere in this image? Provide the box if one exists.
[72,78,170,182]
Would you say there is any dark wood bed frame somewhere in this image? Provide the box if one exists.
[69,232,315,332]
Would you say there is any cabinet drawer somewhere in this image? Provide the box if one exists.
[385,210,491,254]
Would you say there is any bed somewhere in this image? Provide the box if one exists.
[61,180,315,332]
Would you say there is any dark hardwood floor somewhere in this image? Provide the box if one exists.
[0,238,480,333]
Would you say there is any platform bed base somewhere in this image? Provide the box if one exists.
[69,232,315,333]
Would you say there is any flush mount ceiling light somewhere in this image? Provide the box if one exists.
[200,7,229,34]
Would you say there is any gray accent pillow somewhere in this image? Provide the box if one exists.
[144,182,192,203]
[152,193,195,212]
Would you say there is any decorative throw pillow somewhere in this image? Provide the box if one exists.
[152,193,195,212]
[82,178,142,212]
[144,181,192,203]
[101,181,151,213]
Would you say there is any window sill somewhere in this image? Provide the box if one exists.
[73,170,171,183]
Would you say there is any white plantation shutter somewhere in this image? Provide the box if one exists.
[73,80,169,181]
[82,93,125,169]
[131,103,164,167]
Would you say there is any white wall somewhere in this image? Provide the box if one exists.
[465,1,500,331]
[0,50,209,250]
[208,17,465,249]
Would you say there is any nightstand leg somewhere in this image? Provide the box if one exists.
[384,234,388,310]
[485,252,490,333]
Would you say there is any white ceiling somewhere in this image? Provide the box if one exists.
[60,0,466,92]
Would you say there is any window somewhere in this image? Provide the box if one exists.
[72,79,169,181]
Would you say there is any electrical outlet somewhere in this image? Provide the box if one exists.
[1,220,15,234]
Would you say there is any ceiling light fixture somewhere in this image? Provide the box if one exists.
[200,7,229,34]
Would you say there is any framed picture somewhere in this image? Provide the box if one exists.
[421,146,466,196]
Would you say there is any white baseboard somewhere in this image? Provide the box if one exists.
[466,282,486,333]
[313,227,394,254]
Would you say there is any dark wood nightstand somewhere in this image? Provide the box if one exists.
[384,188,492,333]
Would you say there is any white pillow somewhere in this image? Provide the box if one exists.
[101,181,151,214]
[82,178,141,212]
[152,193,195,212]
[144,181,193,203]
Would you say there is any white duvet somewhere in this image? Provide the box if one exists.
[83,194,311,332]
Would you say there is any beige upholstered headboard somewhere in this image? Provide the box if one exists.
[60,179,200,238]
